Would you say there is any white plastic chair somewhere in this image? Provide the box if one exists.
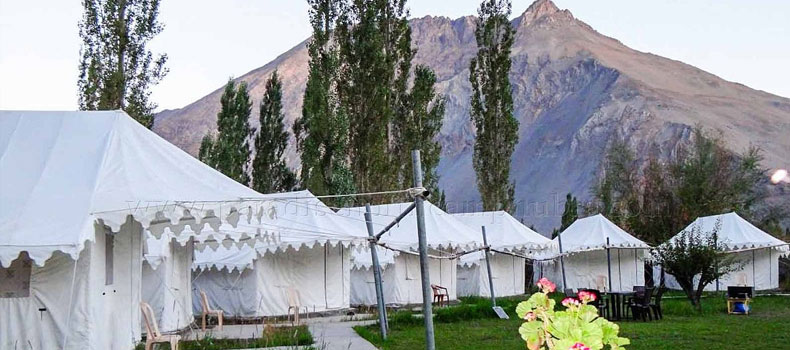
[287,287,308,325]
[141,302,180,350]
[199,289,224,331]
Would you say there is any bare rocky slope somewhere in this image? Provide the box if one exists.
[153,0,790,233]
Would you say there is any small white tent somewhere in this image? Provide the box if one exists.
[347,202,480,306]
[537,214,651,292]
[191,190,368,318]
[452,211,551,297]
[0,111,274,350]
[657,212,789,291]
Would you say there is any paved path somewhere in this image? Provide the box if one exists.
[181,315,379,350]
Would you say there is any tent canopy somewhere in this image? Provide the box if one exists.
[671,212,788,252]
[0,110,271,266]
[552,214,650,255]
[452,211,551,252]
[193,245,259,272]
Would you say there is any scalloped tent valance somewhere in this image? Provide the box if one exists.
[0,110,275,267]
[670,212,789,253]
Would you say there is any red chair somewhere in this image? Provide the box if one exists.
[431,284,449,307]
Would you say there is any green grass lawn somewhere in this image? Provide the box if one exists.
[355,293,790,350]
[135,325,313,350]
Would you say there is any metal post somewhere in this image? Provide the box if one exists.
[412,150,435,350]
[482,226,496,307]
[365,204,388,339]
[606,238,613,292]
[557,232,567,290]
[752,249,756,289]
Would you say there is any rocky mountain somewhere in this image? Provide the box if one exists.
[153,0,790,233]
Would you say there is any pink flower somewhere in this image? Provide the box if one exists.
[577,291,597,303]
[523,311,537,322]
[536,278,556,293]
[569,342,591,350]
[561,297,581,308]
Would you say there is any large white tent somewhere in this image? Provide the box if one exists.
[192,190,368,318]
[452,211,551,297]
[537,214,651,292]
[657,212,789,291]
[347,202,480,306]
[0,111,276,350]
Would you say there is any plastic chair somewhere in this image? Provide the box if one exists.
[431,284,449,307]
[141,302,180,350]
[650,287,666,320]
[199,290,223,331]
[287,287,308,324]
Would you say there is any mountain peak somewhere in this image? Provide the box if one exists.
[516,0,571,27]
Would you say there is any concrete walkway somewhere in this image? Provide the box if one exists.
[181,315,379,350]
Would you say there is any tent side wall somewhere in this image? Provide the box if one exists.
[351,252,458,306]
[657,248,781,291]
[1,221,143,350]
[458,254,525,298]
[539,249,645,292]
[142,239,194,333]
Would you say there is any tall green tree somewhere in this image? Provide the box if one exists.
[336,0,414,198]
[394,65,446,198]
[200,80,253,185]
[77,0,168,128]
[294,0,355,204]
[469,0,519,212]
[251,70,297,193]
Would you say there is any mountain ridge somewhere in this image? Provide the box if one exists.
[153,0,790,232]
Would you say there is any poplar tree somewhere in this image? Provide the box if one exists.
[251,71,297,193]
[469,0,519,211]
[200,80,253,185]
[336,0,414,198]
[77,0,168,128]
[294,0,355,203]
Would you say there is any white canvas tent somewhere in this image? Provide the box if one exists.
[656,212,789,291]
[347,202,480,306]
[192,190,368,317]
[537,214,650,292]
[452,211,551,297]
[0,111,277,350]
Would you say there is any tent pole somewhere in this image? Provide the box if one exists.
[606,238,613,292]
[752,250,756,289]
[557,231,567,290]
[617,248,622,291]
[412,150,436,350]
[364,204,388,340]
[482,226,497,306]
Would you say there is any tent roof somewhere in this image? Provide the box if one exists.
[452,211,551,253]
[350,246,399,270]
[344,201,480,252]
[551,214,650,254]
[672,212,788,252]
[0,110,271,266]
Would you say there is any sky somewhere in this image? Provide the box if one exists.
[1,0,789,112]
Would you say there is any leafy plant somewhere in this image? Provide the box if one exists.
[516,278,629,350]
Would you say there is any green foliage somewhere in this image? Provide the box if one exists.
[78,0,168,128]
[652,222,742,310]
[393,65,446,198]
[554,193,578,237]
[335,0,415,200]
[200,80,253,185]
[251,70,297,193]
[469,0,519,212]
[294,0,355,205]
[516,285,629,350]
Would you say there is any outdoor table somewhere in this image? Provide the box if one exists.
[605,291,635,321]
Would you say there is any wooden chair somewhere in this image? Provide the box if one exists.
[199,290,223,331]
[727,286,753,315]
[431,284,449,307]
[141,302,180,350]
[287,287,308,325]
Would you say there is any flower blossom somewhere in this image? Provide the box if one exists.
[577,291,597,303]
[569,342,591,350]
[536,278,556,293]
[562,297,581,308]
[523,311,537,322]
